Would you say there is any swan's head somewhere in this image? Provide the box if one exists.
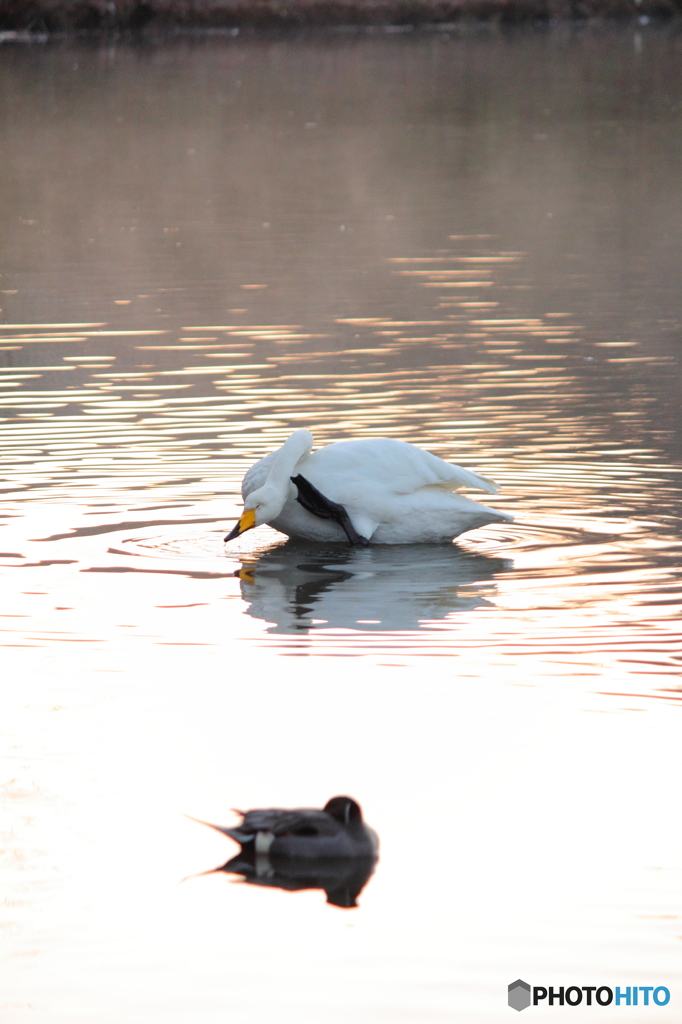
[224,483,287,542]
[224,429,314,543]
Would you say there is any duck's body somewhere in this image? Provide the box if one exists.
[198,796,378,860]
[226,430,512,546]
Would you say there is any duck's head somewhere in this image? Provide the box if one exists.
[225,483,287,542]
[324,796,363,826]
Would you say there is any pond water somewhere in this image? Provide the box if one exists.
[1,24,681,1023]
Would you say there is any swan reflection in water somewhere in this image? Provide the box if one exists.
[233,539,511,634]
[206,849,377,909]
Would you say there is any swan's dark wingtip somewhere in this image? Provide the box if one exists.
[291,474,369,546]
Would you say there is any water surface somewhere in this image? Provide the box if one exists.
[0,26,681,1023]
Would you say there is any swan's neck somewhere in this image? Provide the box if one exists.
[265,430,314,493]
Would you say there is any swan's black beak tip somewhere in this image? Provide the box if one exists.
[224,508,256,543]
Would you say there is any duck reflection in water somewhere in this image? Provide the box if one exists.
[194,796,378,908]
[234,539,511,634]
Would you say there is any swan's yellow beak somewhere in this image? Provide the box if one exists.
[224,507,256,542]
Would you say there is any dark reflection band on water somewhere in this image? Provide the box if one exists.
[201,851,378,910]
[233,539,511,634]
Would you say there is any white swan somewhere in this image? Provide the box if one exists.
[225,429,512,545]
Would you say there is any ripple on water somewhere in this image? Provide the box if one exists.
[92,507,682,689]
[0,224,680,692]
[1,37,682,1024]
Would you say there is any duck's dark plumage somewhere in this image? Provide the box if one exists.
[196,796,378,859]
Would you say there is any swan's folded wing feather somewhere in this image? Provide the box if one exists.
[407,444,498,494]
[430,466,499,494]
[307,439,499,497]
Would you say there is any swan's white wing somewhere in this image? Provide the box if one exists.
[426,461,499,495]
[303,438,498,497]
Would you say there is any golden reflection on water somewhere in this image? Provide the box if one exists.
[0,238,680,683]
